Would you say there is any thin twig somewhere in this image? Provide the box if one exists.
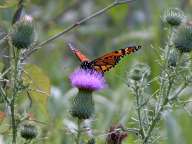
[24,0,135,58]
[12,0,24,24]
[169,83,186,101]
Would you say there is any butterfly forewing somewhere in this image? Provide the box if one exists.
[68,42,90,62]
[91,46,141,72]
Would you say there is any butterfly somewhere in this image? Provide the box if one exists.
[68,43,141,73]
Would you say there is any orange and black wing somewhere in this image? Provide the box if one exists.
[91,46,141,73]
[68,42,90,62]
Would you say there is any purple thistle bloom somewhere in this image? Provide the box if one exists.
[69,69,107,91]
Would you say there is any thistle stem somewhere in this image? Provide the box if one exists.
[76,119,82,144]
[135,84,145,139]
[9,42,21,144]
[143,27,177,144]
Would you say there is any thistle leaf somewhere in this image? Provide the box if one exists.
[23,64,50,115]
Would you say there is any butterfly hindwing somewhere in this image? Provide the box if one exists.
[91,46,141,72]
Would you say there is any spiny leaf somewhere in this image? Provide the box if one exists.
[23,64,50,116]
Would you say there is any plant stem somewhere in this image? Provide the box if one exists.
[135,84,145,139]
[143,28,176,144]
[10,97,16,144]
[76,119,81,144]
[10,45,20,144]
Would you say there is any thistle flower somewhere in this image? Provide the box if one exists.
[69,69,106,119]
[106,125,128,144]
[70,69,106,91]
[162,8,185,26]
[11,15,35,49]
[173,25,192,53]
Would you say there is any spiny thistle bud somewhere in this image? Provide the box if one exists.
[11,15,35,49]
[20,123,38,140]
[69,69,106,119]
[106,125,128,144]
[71,89,95,119]
[168,49,178,67]
[173,25,192,53]
[128,63,150,81]
[162,8,185,26]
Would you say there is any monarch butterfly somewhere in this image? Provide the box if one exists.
[68,43,141,73]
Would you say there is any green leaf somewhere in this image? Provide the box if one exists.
[0,0,17,9]
[23,64,50,115]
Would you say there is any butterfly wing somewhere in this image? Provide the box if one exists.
[91,46,141,72]
[68,42,90,62]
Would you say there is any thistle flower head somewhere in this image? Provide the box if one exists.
[162,8,185,26]
[173,25,192,53]
[69,69,107,91]
[106,125,128,144]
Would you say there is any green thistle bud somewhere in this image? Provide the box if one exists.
[162,8,185,26]
[71,89,95,119]
[173,25,192,53]
[20,123,38,140]
[11,15,35,49]
[168,49,178,67]
[128,63,150,81]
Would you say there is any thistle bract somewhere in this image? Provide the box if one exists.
[11,15,35,49]
[173,25,192,53]
[168,49,178,67]
[162,8,185,26]
[20,123,38,140]
[71,89,95,119]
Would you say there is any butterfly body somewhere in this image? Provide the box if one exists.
[80,61,93,70]
[68,43,141,73]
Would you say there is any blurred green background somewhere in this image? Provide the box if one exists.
[0,0,192,143]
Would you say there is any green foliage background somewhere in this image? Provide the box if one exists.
[0,0,192,143]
